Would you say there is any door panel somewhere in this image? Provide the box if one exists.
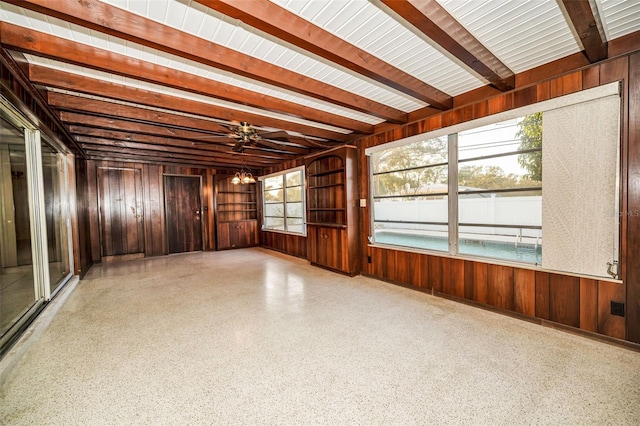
[98,167,145,258]
[165,175,202,254]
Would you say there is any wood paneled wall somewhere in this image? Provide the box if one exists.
[73,156,92,277]
[357,55,636,343]
[85,161,217,259]
[366,246,625,339]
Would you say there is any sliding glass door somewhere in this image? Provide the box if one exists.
[41,143,71,295]
[0,96,73,352]
[0,109,40,345]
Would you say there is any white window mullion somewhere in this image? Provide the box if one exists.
[25,129,51,300]
[448,133,458,256]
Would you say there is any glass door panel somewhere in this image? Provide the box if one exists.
[0,113,37,339]
[41,143,71,294]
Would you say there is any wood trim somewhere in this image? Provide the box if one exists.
[559,0,608,63]
[627,52,640,343]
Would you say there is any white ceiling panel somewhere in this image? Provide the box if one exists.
[437,0,581,73]
[101,0,425,111]
[599,0,640,40]
[272,0,487,96]
[0,4,384,125]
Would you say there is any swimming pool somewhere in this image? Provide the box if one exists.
[374,231,542,264]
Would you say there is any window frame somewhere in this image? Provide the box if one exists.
[259,165,306,236]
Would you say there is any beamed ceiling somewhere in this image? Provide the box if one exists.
[1,0,639,173]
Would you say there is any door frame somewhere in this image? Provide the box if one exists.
[163,174,204,254]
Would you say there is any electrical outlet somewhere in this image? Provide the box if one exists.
[611,301,625,317]
[367,256,372,264]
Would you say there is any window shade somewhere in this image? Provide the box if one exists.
[541,94,620,278]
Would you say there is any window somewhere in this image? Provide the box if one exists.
[367,83,620,278]
[457,117,542,264]
[372,120,541,263]
[372,136,449,252]
[260,166,306,235]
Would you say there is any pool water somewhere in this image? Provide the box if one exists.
[374,231,542,264]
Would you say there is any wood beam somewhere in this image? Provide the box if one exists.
[0,22,373,134]
[69,127,295,161]
[559,0,608,63]
[198,0,452,110]
[29,65,351,142]
[75,136,280,165]
[82,149,252,169]
[77,139,272,166]
[46,92,231,134]
[3,0,408,123]
[380,0,515,91]
[59,112,310,156]
[75,135,280,167]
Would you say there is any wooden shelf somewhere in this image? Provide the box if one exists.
[308,167,344,177]
[306,222,347,228]
[215,176,259,250]
[305,146,359,275]
[308,183,344,189]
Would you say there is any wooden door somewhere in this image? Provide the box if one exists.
[164,175,202,254]
[98,167,145,258]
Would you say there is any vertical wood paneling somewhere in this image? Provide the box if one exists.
[448,258,465,298]
[86,160,100,262]
[463,260,475,300]
[550,71,582,98]
[514,268,535,317]
[473,262,488,304]
[582,66,600,90]
[549,274,580,328]
[97,166,145,257]
[487,264,514,310]
[428,255,443,292]
[626,52,640,343]
[149,165,165,255]
[382,249,397,282]
[204,169,216,251]
[597,280,626,339]
[580,278,598,332]
[73,157,92,276]
[514,86,536,108]
[535,271,550,320]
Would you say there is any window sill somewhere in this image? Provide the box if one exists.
[261,228,307,238]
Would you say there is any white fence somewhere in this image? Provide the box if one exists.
[374,195,542,243]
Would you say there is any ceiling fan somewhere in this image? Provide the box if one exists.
[192,121,331,152]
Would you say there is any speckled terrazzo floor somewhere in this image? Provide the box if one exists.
[1,248,639,425]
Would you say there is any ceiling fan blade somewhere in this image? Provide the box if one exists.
[191,137,240,145]
[232,141,245,152]
[190,133,237,140]
[257,130,291,140]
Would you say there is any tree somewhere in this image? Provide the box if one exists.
[372,138,447,197]
[516,112,542,182]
